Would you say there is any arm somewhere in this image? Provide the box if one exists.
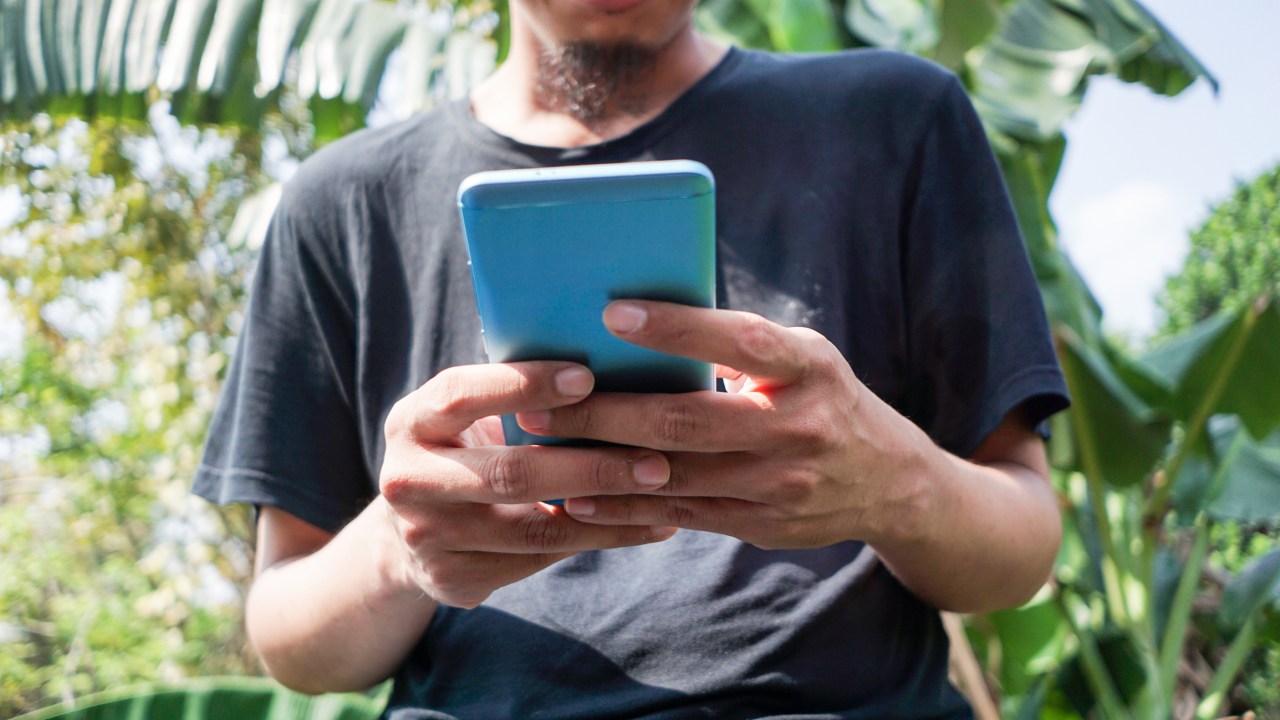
[520,300,1063,614]
[245,361,679,694]
[862,405,1061,612]
[247,501,434,694]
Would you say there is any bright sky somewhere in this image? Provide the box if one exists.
[1051,0,1280,342]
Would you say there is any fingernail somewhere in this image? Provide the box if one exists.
[520,410,550,431]
[604,302,647,334]
[555,366,593,396]
[648,526,678,541]
[565,497,595,517]
[632,455,669,488]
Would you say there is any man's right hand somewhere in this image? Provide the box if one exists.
[377,361,678,609]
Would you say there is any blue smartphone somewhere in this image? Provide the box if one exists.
[457,159,717,447]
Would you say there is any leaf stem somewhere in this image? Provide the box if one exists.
[1194,614,1259,720]
[1054,593,1134,719]
[1148,302,1261,522]
[1156,515,1212,703]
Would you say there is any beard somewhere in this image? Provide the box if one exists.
[534,41,658,126]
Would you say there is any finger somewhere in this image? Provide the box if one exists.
[603,301,809,388]
[427,531,683,608]
[423,502,679,554]
[636,451,773,501]
[387,361,594,444]
[561,493,770,538]
[380,445,672,506]
[516,390,775,452]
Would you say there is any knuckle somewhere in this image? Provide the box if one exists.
[781,413,836,451]
[771,470,815,506]
[383,397,411,442]
[737,313,782,365]
[477,451,532,501]
[402,520,436,551]
[379,470,415,505]
[652,399,707,446]
[558,399,593,436]
[514,510,570,551]
[423,367,470,421]
[588,454,628,493]
[661,499,696,528]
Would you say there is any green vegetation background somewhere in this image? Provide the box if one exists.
[2,0,1278,718]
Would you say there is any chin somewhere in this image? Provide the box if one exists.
[519,0,696,50]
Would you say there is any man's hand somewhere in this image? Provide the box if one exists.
[378,360,678,608]
[512,300,927,550]
[514,300,1062,612]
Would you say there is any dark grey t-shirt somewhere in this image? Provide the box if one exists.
[196,47,1068,719]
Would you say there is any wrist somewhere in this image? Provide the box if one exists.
[858,418,952,553]
[368,495,436,606]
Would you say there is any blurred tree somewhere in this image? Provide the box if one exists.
[1159,162,1280,335]
[0,105,309,715]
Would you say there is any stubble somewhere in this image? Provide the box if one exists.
[533,42,658,127]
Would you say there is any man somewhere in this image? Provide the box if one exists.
[195,0,1070,716]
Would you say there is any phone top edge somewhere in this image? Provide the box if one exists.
[458,159,714,209]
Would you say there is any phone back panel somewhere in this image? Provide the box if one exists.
[459,161,716,446]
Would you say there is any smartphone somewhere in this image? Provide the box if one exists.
[457,159,717,447]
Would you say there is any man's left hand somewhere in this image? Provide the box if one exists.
[514,299,939,550]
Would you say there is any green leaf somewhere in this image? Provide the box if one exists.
[1140,297,1280,440]
[1219,548,1280,633]
[385,18,443,120]
[341,1,409,110]
[96,0,137,96]
[155,0,218,93]
[696,0,773,50]
[966,0,1214,142]
[1058,327,1171,485]
[1057,628,1147,716]
[967,0,1093,142]
[295,0,357,100]
[934,0,1010,70]
[195,0,263,96]
[13,676,386,720]
[844,0,937,54]
[255,0,321,97]
[763,0,841,52]
[76,0,112,96]
[0,0,27,106]
[987,597,1070,694]
[124,0,175,94]
[1075,0,1217,96]
[1194,417,1280,524]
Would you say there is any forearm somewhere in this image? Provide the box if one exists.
[246,496,436,693]
[869,442,1061,614]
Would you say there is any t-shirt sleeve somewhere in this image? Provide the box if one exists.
[194,183,372,534]
[900,74,1070,457]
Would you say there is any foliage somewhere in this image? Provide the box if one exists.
[1154,161,1280,716]
[1159,162,1280,336]
[0,0,501,141]
[13,677,388,720]
[0,108,303,716]
[8,1,1272,719]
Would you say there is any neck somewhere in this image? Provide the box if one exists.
[470,18,726,148]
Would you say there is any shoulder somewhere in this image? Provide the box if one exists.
[723,47,960,111]
[275,106,454,221]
